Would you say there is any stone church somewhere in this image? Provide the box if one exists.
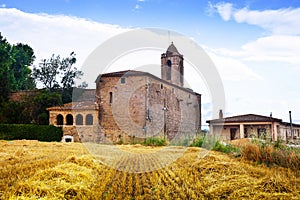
[47,43,202,143]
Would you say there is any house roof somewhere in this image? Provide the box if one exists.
[206,114,283,124]
[47,101,97,111]
[281,122,300,128]
[95,70,201,96]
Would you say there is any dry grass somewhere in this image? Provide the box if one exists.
[230,138,300,170]
[1,140,300,199]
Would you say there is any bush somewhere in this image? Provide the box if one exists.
[0,124,63,142]
[143,137,166,146]
[212,140,238,154]
[190,136,205,147]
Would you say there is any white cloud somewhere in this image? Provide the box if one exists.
[1,4,5,8]
[215,2,233,21]
[241,35,300,64]
[0,8,129,69]
[233,7,300,35]
[203,45,263,81]
[209,35,300,64]
[211,2,300,35]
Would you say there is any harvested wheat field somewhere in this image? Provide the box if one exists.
[1,140,300,199]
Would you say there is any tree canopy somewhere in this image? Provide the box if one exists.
[32,52,83,91]
[0,33,35,104]
[0,32,85,125]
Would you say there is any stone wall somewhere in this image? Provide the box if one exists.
[9,90,38,102]
[96,73,201,143]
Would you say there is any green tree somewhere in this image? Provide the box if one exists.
[32,52,84,103]
[33,52,83,91]
[0,33,36,104]
[10,43,36,90]
[0,33,13,104]
[28,90,62,124]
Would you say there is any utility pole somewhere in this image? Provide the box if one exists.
[289,111,293,142]
[163,99,167,140]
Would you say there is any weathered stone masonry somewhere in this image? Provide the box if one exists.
[95,71,201,143]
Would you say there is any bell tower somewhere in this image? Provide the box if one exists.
[161,42,184,87]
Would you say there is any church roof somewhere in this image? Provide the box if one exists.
[166,42,181,55]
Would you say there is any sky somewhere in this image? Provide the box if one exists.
[1,0,300,128]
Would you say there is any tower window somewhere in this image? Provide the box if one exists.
[166,60,171,80]
[179,61,183,84]
[109,92,113,104]
[120,77,126,84]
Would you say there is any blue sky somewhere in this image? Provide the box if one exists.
[1,0,300,126]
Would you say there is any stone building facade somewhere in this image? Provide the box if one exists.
[47,43,202,143]
[95,70,201,143]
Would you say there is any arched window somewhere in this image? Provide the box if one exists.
[166,60,171,80]
[57,114,63,125]
[179,60,183,84]
[76,114,83,125]
[66,114,73,125]
[86,114,93,125]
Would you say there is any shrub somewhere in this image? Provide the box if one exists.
[190,136,205,147]
[143,137,166,146]
[0,124,63,142]
[212,140,238,154]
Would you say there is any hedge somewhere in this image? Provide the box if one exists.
[0,124,63,142]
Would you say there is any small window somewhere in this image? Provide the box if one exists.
[172,88,174,93]
[161,84,163,89]
[109,92,113,104]
[121,77,126,84]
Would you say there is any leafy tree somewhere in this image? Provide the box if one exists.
[10,43,36,90]
[0,33,36,104]
[0,90,62,125]
[33,52,83,91]
[28,90,62,124]
[0,33,13,104]
[32,52,84,103]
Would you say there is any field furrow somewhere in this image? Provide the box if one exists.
[1,141,300,200]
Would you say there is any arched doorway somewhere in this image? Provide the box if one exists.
[66,114,73,125]
[76,114,83,125]
[56,114,63,125]
[86,114,93,125]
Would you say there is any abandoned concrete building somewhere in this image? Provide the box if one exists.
[206,111,300,142]
[47,43,202,142]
